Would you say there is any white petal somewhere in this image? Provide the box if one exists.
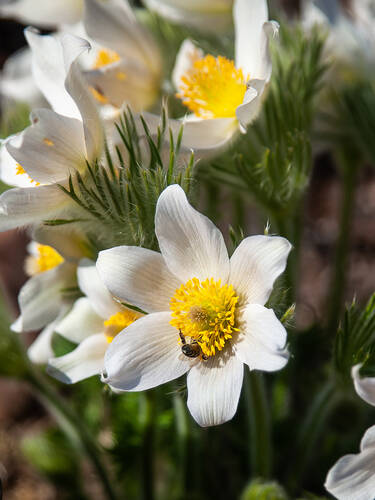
[181,117,238,156]
[233,304,289,372]
[62,34,104,161]
[13,263,76,332]
[0,0,83,27]
[77,259,120,318]
[235,81,264,130]
[352,364,375,407]
[83,0,161,75]
[0,138,34,188]
[144,0,233,33]
[229,235,292,306]
[187,348,243,427]
[27,306,71,364]
[172,39,204,91]
[25,29,80,120]
[7,109,86,184]
[97,246,181,313]
[233,0,278,81]
[103,312,191,391]
[47,333,108,384]
[84,59,157,110]
[155,184,230,283]
[0,184,71,232]
[325,425,375,500]
[0,47,44,107]
[55,297,104,343]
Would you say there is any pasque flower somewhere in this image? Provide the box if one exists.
[47,259,142,384]
[0,33,103,232]
[325,365,375,500]
[97,185,291,427]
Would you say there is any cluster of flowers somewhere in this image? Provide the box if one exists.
[1,0,375,498]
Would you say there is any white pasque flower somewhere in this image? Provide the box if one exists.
[97,184,291,427]
[302,0,375,77]
[0,0,84,108]
[47,259,142,384]
[164,0,278,155]
[81,0,162,111]
[12,228,85,364]
[325,365,375,500]
[0,33,103,232]
[143,0,234,34]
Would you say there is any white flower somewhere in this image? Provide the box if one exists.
[325,425,375,500]
[0,0,83,27]
[0,33,103,232]
[12,228,85,364]
[96,184,291,427]
[143,0,234,33]
[81,0,162,111]
[302,0,375,77]
[324,365,375,499]
[47,259,142,384]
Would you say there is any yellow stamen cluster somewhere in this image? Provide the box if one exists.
[170,277,239,358]
[90,87,109,104]
[94,49,120,69]
[25,244,64,276]
[104,309,141,343]
[16,163,40,186]
[177,55,247,119]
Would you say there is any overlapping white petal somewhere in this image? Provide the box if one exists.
[352,364,375,407]
[47,333,108,384]
[0,0,83,27]
[155,184,230,282]
[234,304,289,371]
[97,246,181,313]
[55,297,104,344]
[103,312,191,391]
[229,235,292,306]
[325,425,375,500]
[187,348,243,427]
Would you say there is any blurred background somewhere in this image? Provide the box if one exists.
[1,0,375,498]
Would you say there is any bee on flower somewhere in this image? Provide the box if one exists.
[97,184,291,427]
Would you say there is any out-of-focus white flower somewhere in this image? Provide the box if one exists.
[146,0,278,157]
[0,33,103,232]
[82,0,162,111]
[97,184,291,427]
[324,365,375,499]
[302,0,375,77]
[47,259,142,384]
[325,425,375,500]
[143,0,233,33]
[0,0,83,27]
[12,228,86,364]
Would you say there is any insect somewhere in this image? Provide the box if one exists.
[179,330,208,360]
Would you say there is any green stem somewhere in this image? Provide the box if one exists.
[289,380,340,491]
[140,391,156,500]
[28,368,118,500]
[174,392,193,498]
[327,154,358,335]
[244,370,272,478]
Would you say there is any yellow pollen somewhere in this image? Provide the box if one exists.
[170,277,239,358]
[177,55,247,119]
[15,163,40,186]
[25,244,64,276]
[104,309,141,343]
[94,48,120,69]
[43,138,54,146]
[90,86,109,104]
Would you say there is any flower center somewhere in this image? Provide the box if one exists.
[93,48,121,69]
[25,244,64,276]
[170,277,239,358]
[16,163,40,186]
[104,310,141,343]
[176,55,247,119]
